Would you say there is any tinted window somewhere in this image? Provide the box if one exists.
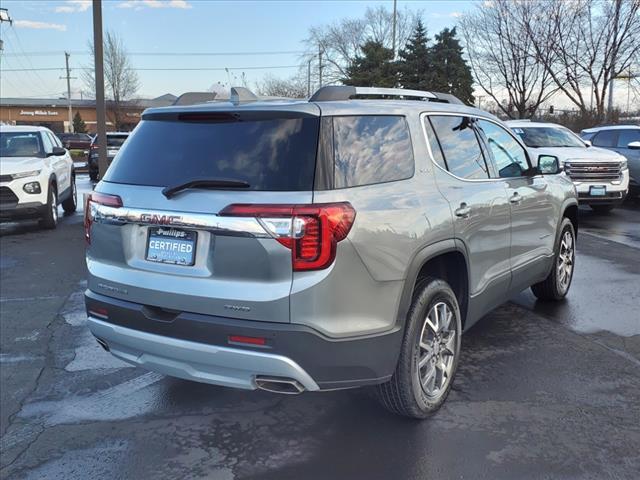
[0,132,44,157]
[429,116,488,179]
[333,116,414,188]
[513,126,585,148]
[478,120,529,178]
[423,118,446,169]
[48,132,62,148]
[107,135,128,148]
[104,117,319,191]
[617,129,640,148]
[592,130,617,147]
[41,131,53,154]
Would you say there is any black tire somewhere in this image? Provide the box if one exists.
[89,168,98,182]
[39,185,58,230]
[531,218,575,301]
[375,277,462,419]
[62,175,77,213]
[590,204,615,213]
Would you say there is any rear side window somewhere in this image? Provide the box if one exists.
[617,129,640,147]
[423,118,447,169]
[333,116,414,188]
[107,135,128,148]
[104,117,320,191]
[429,116,489,179]
[592,130,617,148]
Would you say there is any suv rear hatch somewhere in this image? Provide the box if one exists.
[86,103,321,323]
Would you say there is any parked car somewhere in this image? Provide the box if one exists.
[57,132,93,173]
[0,125,77,229]
[88,132,130,181]
[57,132,93,151]
[84,86,578,419]
[507,120,629,212]
[580,125,640,198]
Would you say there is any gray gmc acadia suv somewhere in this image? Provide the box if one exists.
[84,86,578,418]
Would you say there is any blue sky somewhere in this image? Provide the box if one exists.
[0,0,475,99]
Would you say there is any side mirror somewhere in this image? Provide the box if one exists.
[584,139,592,147]
[538,155,561,175]
[628,141,640,150]
[48,146,67,157]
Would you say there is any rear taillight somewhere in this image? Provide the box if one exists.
[220,202,356,271]
[84,192,123,244]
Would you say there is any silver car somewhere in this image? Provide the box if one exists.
[84,86,578,418]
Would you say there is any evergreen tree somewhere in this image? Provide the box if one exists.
[342,41,396,87]
[429,27,475,104]
[396,20,432,90]
[73,112,87,133]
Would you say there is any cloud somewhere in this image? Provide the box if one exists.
[55,0,91,13]
[450,12,462,18]
[14,20,67,31]
[117,0,192,9]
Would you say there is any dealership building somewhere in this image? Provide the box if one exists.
[0,94,177,133]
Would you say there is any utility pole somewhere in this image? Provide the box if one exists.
[0,8,13,53]
[92,0,108,180]
[307,57,312,97]
[391,0,397,60]
[318,45,323,88]
[607,0,621,119]
[61,52,76,133]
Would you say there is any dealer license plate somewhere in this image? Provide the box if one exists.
[146,228,197,265]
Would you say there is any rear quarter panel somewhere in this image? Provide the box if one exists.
[290,112,453,337]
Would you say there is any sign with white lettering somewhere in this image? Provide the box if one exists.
[19,110,59,117]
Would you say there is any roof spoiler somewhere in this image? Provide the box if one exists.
[309,86,464,105]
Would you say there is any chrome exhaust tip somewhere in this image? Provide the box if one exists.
[255,376,305,395]
[95,337,110,352]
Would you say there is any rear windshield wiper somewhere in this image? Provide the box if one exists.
[162,178,250,198]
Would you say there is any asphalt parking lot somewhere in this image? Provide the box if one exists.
[1,175,639,479]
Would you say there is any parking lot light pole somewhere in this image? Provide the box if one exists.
[92,0,108,180]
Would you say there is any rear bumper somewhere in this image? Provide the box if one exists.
[85,289,402,390]
[88,317,321,391]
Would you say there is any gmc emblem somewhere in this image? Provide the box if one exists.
[140,213,182,225]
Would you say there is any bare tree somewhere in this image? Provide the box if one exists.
[255,74,307,99]
[459,2,557,119]
[305,6,420,85]
[524,0,640,121]
[84,30,140,130]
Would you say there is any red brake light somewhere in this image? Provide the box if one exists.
[84,192,123,244]
[220,202,356,271]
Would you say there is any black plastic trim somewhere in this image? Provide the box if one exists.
[85,289,403,390]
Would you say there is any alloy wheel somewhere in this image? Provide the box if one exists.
[417,301,457,398]
[557,230,574,293]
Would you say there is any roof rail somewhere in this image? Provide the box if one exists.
[230,86,258,105]
[309,86,464,105]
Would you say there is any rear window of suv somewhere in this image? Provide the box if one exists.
[103,116,319,191]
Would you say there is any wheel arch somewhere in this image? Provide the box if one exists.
[396,240,470,331]
[562,201,578,238]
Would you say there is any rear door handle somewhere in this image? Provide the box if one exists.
[454,203,471,218]
[510,192,522,205]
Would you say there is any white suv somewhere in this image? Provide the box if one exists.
[507,121,629,212]
[0,125,77,229]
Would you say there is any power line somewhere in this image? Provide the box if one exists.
[2,50,306,57]
[3,65,300,72]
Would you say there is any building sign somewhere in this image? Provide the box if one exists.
[20,110,59,117]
